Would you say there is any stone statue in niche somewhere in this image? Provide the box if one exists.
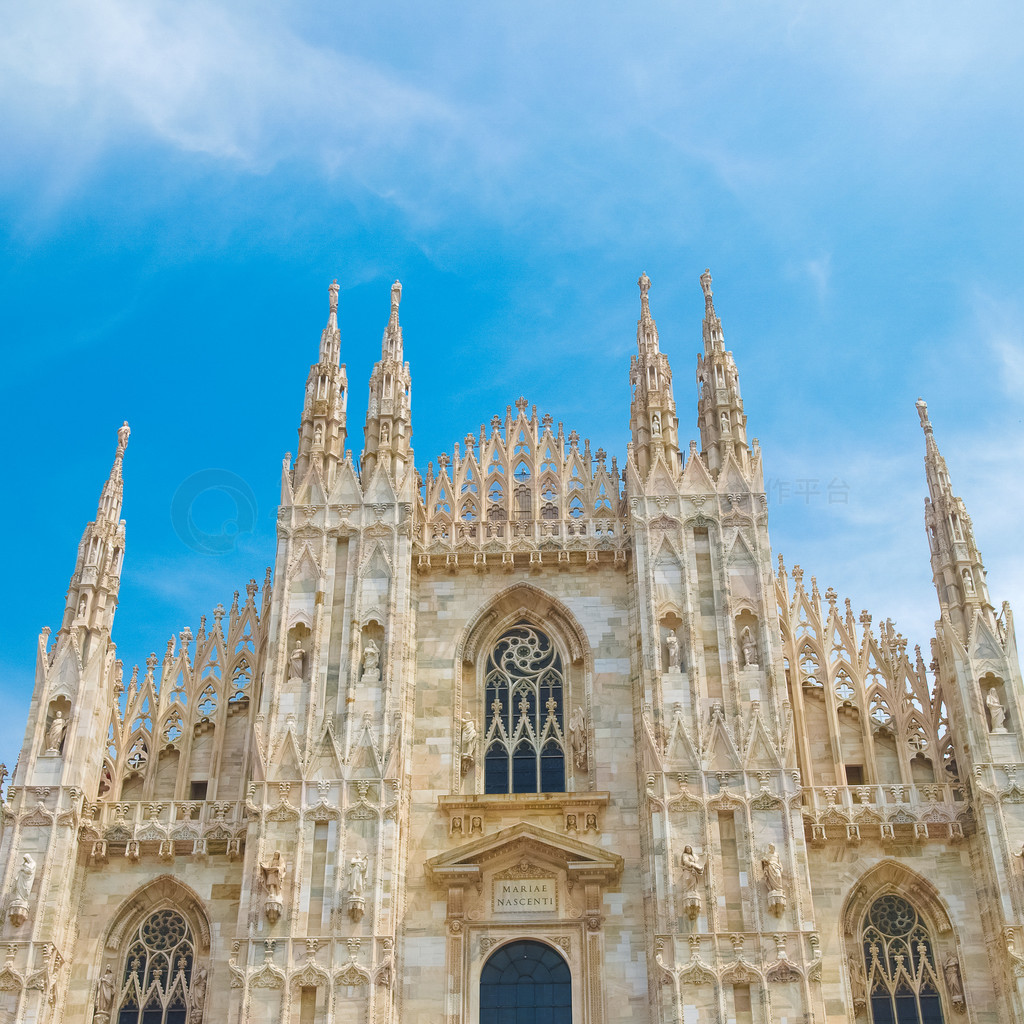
[261,850,286,910]
[288,641,304,683]
[848,956,867,1012]
[987,688,1008,733]
[740,627,758,668]
[460,715,478,772]
[761,844,783,893]
[665,630,682,672]
[349,852,369,898]
[962,568,975,595]
[314,423,323,445]
[380,422,390,445]
[190,964,208,1019]
[568,706,588,770]
[361,639,381,683]
[943,953,964,1007]
[46,709,68,754]
[14,853,35,902]
[9,852,35,925]
[679,845,705,893]
[651,413,662,437]
[96,965,115,1014]
[77,595,88,620]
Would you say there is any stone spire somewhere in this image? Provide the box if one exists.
[695,268,750,478]
[60,422,130,637]
[917,398,992,636]
[629,272,680,478]
[362,280,413,483]
[293,278,349,488]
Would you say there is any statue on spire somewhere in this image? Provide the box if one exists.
[329,278,339,316]
[700,268,713,304]
[391,280,402,312]
[117,421,130,452]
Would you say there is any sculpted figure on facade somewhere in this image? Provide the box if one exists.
[349,852,369,897]
[679,845,705,893]
[46,708,68,753]
[665,630,681,672]
[740,626,758,668]
[14,852,35,902]
[361,639,381,683]
[262,851,286,901]
[288,640,304,683]
[460,714,478,771]
[568,705,588,770]
[96,964,115,1015]
[943,953,965,1007]
[761,844,783,893]
[987,688,1007,733]
[190,964,208,1022]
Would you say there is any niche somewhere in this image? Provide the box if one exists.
[981,672,1010,734]
[734,611,760,670]
[659,611,683,673]
[44,696,73,755]
[286,622,312,683]
[359,619,385,684]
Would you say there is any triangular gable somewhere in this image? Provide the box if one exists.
[704,712,741,770]
[327,459,362,505]
[680,448,716,493]
[363,462,397,504]
[744,713,782,769]
[664,708,699,767]
[970,617,1003,663]
[716,455,749,496]
[426,821,622,885]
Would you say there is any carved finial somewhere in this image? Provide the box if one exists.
[515,396,529,414]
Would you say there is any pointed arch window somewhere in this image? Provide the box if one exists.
[115,909,200,1024]
[862,895,945,1024]
[484,624,566,793]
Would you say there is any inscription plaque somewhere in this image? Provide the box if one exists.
[492,878,557,914]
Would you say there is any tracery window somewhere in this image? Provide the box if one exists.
[862,895,944,1024]
[115,910,199,1024]
[484,624,566,794]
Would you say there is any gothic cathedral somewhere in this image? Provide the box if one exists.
[1,271,1021,1024]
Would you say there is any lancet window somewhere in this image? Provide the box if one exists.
[114,910,200,1024]
[483,623,566,794]
[861,895,944,1024]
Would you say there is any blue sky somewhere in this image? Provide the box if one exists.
[2,1,1023,772]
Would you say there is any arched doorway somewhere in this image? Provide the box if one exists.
[480,940,571,1024]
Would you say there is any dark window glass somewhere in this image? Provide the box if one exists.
[481,941,571,1024]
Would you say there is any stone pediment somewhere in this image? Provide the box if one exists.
[426,821,623,888]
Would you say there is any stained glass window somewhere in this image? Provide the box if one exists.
[484,624,566,794]
[116,910,198,1024]
[862,895,945,1024]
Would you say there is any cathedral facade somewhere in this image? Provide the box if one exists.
[1,271,1022,1024]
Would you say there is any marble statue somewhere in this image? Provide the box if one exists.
[361,639,380,682]
[568,705,588,769]
[14,853,36,901]
[761,844,783,892]
[261,851,285,899]
[47,710,68,753]
[665,630,681,671]
[96,964,115,1012]
[680,845,705,893]
[349,853,369,897]
[460,715,478,760]
[740,627,758,668]
[987,688,1007,733]
[288,640,304,683]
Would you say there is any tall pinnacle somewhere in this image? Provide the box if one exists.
[696,268,749,477]
[918,398,991,635]
[363,279,413,484]
[61,423,131,636]
[629,272,678,479]
[293,278,348,488]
